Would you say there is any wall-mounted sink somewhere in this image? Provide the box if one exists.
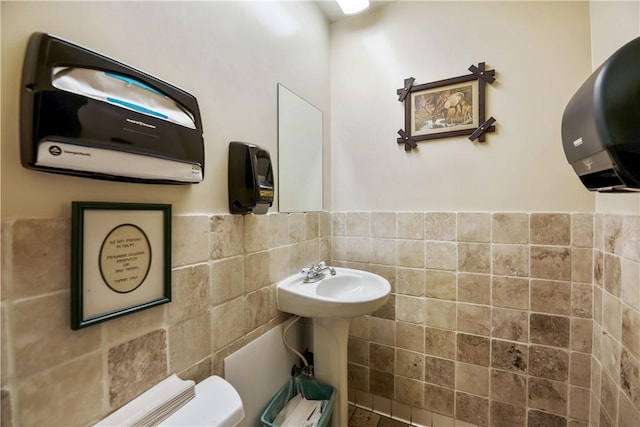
[276,267,391,318]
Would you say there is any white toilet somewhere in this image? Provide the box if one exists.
[160,376,245,426]
[95,375,244,427]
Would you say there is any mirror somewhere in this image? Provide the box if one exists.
[277,84,323,212]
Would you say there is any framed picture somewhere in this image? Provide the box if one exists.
[71,201,171,329]
[397,63,496,150]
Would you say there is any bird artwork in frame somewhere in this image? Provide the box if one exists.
[397,62,497,151]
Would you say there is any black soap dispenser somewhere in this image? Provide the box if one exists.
[228,141,274,214]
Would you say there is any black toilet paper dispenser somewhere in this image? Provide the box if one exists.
[561,36,640,192]
[228,141,274,214]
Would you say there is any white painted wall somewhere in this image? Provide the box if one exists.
[590,1,640,215]
[330,1,595,212]
[1,1,330,218]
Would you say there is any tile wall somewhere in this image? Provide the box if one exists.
[0,212,330,427]
[335,212,640,427]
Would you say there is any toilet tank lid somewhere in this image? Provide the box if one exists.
[160,376,245,427]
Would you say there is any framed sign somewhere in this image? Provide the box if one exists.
[397,62,497,151]
[71,201,171,329]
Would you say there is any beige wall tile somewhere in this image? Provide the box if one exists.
[371,293,395,321]
[530,246,571,281]
[396,295,425,324]
[604,253,622,296]
[531,280,571,315]
[370,369,394,399]
[528,377,568,415]
[169,264,209,323]
[531,213,570,245]
[529,345,569,381]
[601,332,621,383]
[397,212,424,240]
[492,308,528,342]
[348,363,369,392]
[425,213,456,241]
[210,256,244,304]
[369,317,395,346]
[456,362,489,396]
[17,353,103,427]
[492,244,529,277]
[622,306,640,359]
[178,356,212,385]
[457,213,490,243]
[108,329,167,408]
[396,240,424,268]
[425,270,456,300]
[269,213,289,247]
[572,213,594,248]
[11,219,70,298]
[331,212,346,237]
[244,287,271,332]
[455,392,488,426]
[530,313,570,348]
[458,273,491,305]
[346,212,370,237]
[305,212,319,240]
[397,322,424,353]
[396,349,424,380]
[571,282,593,318]
[492,276,529,309]
[621,215,640,262]
[211,297,245,350]
[621,259,640,311]
[572,247,594,283]
[425,299,456,330]
[269,246,291,283]
[424,383,454,417]
[348,337,369,365]
[527,410,567,426]
[620,349,640,409]
[595,250,604,289]
[319,212,331,238]
[425,327,456,359]
[456,333,490,367]
[492,213,529,244]
[491,339,528,373]
[244,250,270,292]
[458,243,490,273]
[105,304,165,345]
[619,388,640,427]
[490,401,526,427]
[172,215,210,266]
[290,240,320,269]
[350,316,369,340]
[11,292,101,377]
[425,355,454,388]
[396,267,425,297]
[602,291,622,340]
[288,213,306,243]
[169,312,210,372]
[571,317,593,353]
[457,303,490,336]
[371,238,396,266]
[346,237,371,263]
[570,351,592,388]
[395,376,424,408]
[425,241,457,271]
[600,370,619,422]
[490,369,526,406]
[371,212,396,238]
[210,215,243,259]
[244,214,270,253]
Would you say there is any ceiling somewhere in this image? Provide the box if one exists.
[315,0,392,23]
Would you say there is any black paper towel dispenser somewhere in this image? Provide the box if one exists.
[228,141,274,214]
[20,33,204,184]
[561,36,640,192]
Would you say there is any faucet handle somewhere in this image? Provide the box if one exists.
[317,261,326,269]
[301,264,316,274]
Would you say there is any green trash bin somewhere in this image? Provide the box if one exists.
[260,375,335,427]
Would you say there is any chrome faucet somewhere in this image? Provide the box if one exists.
[301,261,336,283]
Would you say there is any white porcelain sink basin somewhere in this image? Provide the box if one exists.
[276,267,391,318]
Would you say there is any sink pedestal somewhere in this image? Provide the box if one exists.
[313,317,350,427]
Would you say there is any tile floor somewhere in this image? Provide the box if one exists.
[348,405,411,427]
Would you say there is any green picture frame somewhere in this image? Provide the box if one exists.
[71,201,171,330]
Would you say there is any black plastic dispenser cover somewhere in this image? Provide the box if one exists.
[228,141,274,214]
[561,36,640,192]
[20,33,205,184]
